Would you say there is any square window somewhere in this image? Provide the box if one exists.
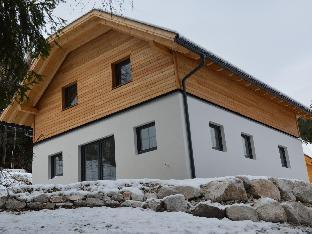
[136,122,157,154]
[113,58,132,88]
[63,83,77,109]
[209,123,224,151]
[51,153,63,178]
[241,133,255,159]
[278,146,290,168]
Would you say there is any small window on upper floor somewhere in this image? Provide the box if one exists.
[63,82,78,110]
[241,133,255,159]
[136,122,157,154]
[209,122,225,151]
[278,146,290,168]
[50,153,63,178]
[113,58,132,88]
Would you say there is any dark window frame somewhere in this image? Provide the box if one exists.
[209,122,224,151]
[278,146,290,168]
[62,82,78,110]
[112,57,132,88]
[50,153,63,178]
[81,136,116,182]
[241,133,255,159]
[136,122,157,154]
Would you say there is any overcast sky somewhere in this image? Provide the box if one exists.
[54,0,312,155]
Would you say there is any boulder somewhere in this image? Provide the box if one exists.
[55,202,74,208]
[121,200,144,208]
[66,194,85,201]
[32,194,50,203]
[5,198,26,210]
[163,194,188,212]
[175,186,201,200]
[255,198,287,223]
[157,186,178,199]
[270,178,296,201]
[201,178,247,202]
[282,202,312,226]
[0,197,7,208]
[122,191,131,200]
[144,193,157,200]
[292,181,312,204]
[27,202,44,210]
[191,203,225,219]
[225,205,259,222]
[248,179,281,201]
[50,195,66,203]
[84,198,105,207]
[107,191,124,202]
[144,199,163,212]
[44,202,56,210]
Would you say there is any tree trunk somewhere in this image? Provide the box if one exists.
[2,125,7,166]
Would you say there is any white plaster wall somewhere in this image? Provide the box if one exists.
[33,93,191,184]
[188,96,308,181]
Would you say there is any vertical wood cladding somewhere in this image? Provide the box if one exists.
[176,54,299,137]
[34,30,300,142]
[35,30,177,141]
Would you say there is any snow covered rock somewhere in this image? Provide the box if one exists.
[157,186,178,199]
[175,186,201,200]
[270,178,296,201]
[201,178,247,202]
[163,194,188,212]
[292,181,312,204]
[225,204,259,222]
[83,198,106,207]
[107,191,124,202]
[55,202,73,208]
[282,202,312,226]
[144,193,157,200]
[144,198,163,211]
[0,196,7,208]
[32,194,50,203]
[5,198,26,210]
[50,195,66,203]
[27,202,44,210]
[66,194,85,201]
[248,179,281,201]
[255,198,287,223]
[121,200,144,208]
[191,202,225,219]
[122,187,144,201]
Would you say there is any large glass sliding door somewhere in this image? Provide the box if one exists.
[81,136,116,181]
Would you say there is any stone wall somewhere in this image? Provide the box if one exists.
[0,176,311,226]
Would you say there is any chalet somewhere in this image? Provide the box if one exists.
[305,154,312,183]
[1,10,311,184]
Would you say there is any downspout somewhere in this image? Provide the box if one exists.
[180,53,206,179]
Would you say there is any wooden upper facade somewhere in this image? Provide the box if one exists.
[1,10,311,143]
[305,155,312,183]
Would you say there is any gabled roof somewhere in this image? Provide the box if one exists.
[1,9,311,126]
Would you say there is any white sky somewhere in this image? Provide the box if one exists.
[53,0,312,155]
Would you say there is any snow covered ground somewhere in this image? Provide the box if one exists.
[0,207,311,234]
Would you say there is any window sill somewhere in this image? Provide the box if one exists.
[113,80,132,90]
[138,147,157,155]
[62,103,78,111]
[50,175,63,179]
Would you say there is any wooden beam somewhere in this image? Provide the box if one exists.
[33,49,68,105]
[18,105,38,115]
[149,41,172,56]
